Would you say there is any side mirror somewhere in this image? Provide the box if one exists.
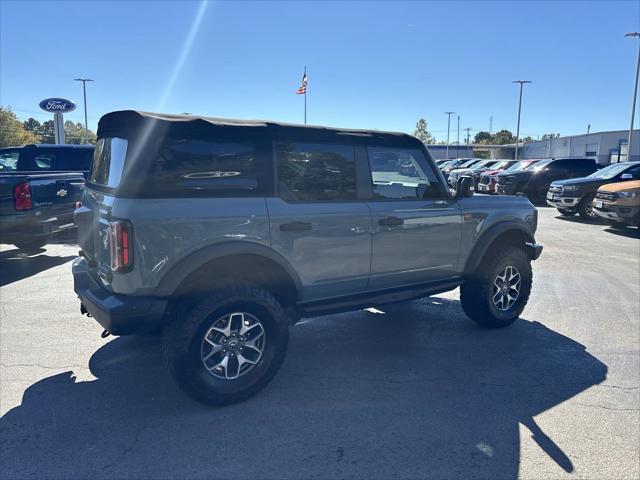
[621,173,633,180]
[456,176,474,198]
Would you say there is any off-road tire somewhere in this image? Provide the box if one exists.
[578,193,597,220]
[162,285,290,406]
[557,208,576,216]
[13,239,46,253]
[460,247,533,329]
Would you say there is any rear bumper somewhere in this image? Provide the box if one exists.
[0,212,75,243]
[72,257,168,335]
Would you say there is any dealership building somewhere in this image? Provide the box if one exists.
[428,129,639,164]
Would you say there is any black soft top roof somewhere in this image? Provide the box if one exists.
[97,110,421,147]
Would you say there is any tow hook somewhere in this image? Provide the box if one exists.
[101,330,111,338]
[80,304,92,317]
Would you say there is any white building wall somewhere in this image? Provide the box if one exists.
[521,129,639,164]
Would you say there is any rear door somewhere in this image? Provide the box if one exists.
[267,141,372,300]
[365,145,462,290]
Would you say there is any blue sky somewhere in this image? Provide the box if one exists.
[1,0,639,141]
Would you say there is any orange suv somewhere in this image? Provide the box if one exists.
[592,180,640,228]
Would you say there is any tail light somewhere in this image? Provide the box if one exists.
[109,220,133,272]
[14,182,33,211]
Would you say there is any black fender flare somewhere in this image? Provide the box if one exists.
[154,241,303,298]
[463,221,536,275]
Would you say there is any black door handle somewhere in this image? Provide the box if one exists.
[280,221,313,232]
[378,216,404,227]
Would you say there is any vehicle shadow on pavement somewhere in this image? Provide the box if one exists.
[603,227,640,239]
[0,248,76,287]
[0,298,607,479]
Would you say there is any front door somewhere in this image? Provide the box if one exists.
[364,146,463,290]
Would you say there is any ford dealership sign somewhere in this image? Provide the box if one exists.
[39,98,76,113]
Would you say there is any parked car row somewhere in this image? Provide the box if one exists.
[439,156,640,227]
[0,144,94,251]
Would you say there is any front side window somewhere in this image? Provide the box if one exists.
[153,140,257,195]
[277,142,357,202]
[89,138,129,188]
[367,146,441,200]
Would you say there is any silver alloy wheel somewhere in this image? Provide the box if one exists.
[200,312,266,380]
[492,265,521,311]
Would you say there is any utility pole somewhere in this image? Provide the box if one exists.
[464,128,472,145]
[513,80,532,160]
[587,124,591,134]
[625,32,640,161]
[444,112,455,159]
[489,116,493,134]
[74,78,94,143]
[457,115,460,145]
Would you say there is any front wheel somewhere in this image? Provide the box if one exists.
[557,208,576,216]
[162,285,290,406]
[460,247,533,328]
[578,193,598,220]
[13,239,47,253]
[607,220,627,229]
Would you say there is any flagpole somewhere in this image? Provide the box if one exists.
[304,66,307,125]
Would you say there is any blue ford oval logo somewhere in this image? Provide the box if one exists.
[39,98,76,113]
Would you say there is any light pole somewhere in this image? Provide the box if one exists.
[444,112,455,159]
[457,115,460,145]
[512,80,531,160]
[625,32,640,161]
[74,78,94,143]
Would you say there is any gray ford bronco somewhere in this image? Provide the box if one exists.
[73,110,543,405]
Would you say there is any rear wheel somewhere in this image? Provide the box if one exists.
[557,208,576,216]
[162,285,290,406]
[578,193,598,220]
[460,247,532,328]
[13,239,46,253]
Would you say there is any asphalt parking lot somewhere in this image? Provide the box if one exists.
[0,207,638,480]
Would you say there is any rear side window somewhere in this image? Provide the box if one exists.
[89,138,129,188]
[153,140,257,195]
[276,142,357,202]
[367,146,442,200]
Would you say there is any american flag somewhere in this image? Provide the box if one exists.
[296,70,308,94]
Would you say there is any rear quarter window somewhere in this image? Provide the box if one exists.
[152,139,258,196]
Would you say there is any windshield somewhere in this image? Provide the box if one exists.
[489,161,510,170]
[470,160,495,170]
[529,160,552,171]
[587,162,634,180]
[505,160,536,172]
[459,159,479,168]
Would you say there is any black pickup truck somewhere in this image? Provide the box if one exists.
[0,144,94,252]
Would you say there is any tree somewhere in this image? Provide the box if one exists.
[411,118,436,144]
[474,131,493,145]
[493,129,516,145]
[0,107,40,147]
[64,121,97,144]
[541,133,560,140]
[40,120,55,144]
[23,117,43,138]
